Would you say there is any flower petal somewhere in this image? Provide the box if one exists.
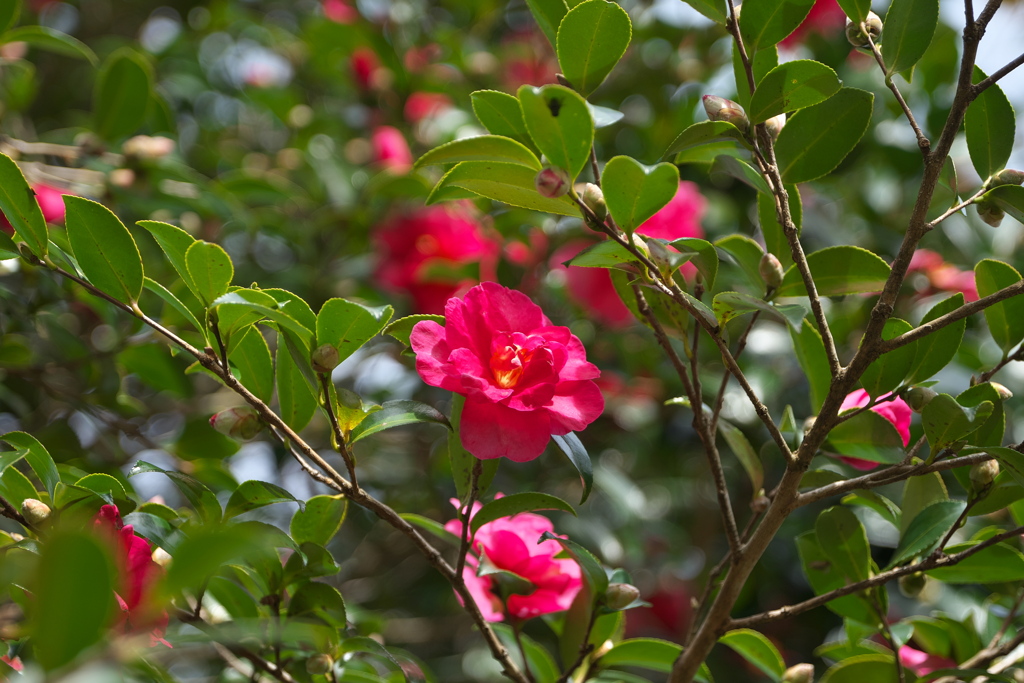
[546,380,606,434]
[460,397,552,462]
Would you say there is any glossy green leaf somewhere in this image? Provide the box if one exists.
[776,88,874,184]
[429,160,581,216]
[556,0,631,97]
[518,84,593,179]
[589,103,625,128]
[795,531,877,624]
[860,318,915,396]
[908,293,966,384]
[1,431,59,498]
[123,511,180,552]
[975,259,1024,352]
[553,431,593,504]
[836,0,871,24]
[0,153,46,258]
[470,492,576,534]
[922,393,993,454]
[185,241,233,307]
[665,121,751,158]
[415,135,541,170]
[716,234,765,292]
[225,480,301,519]
[0,465,36,508]
[317,298,393,366]
[712,291,807,330]
[842,490,901,529]
[956,382,1004,448]
[716,417,763,494]
[601,156,679,232]
[291,495,347,546]
[982,184,1024,224]
[966,67,1016,180]
[926,542,1024,583]
[0,0,20,33]
[3,25,96,64]
[129,460,222,524]
[790,319,830,412]
[33,531,114,671]
[749,60,841,124]
[400,512,461,545]
[525,0,568,46]
[734,45,778,111]
[214,291,314,349]
[710,154,771,194]
[382,314,445,347]
[349,399,451,443]
[471,90,531,145]
[670,237,719,288]
[883,0,939,76]
[75,473,131,510]
[93,47,153,141]
[900,471,948,535]
[888,500,965,567]
[599,638,682,673]
[815,505,870,582]
[288,581,346,627]
[275,337,317,432]
[206,576,258,620]
[539,530,607,594]
[64,196,145,304]
[138,220,198,292]
[567,240,637,271]
[0,231,17,259]
[777,245,890,297]
[228,327,274,403]
[719,629,785,681]
[143,278,206,337]
[820,655,898,683]
[739,0,815,50]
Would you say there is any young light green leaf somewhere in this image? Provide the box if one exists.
[94,47,153,141]
[908,293,966,384]
[749,60,841,124]
[470,492,576,534]
[665,121,751,158]
[777,245,890,297]
[518,84,594,180]
[317,298,393,366]
[471,90,531,145]
[819,655,899,683]
[3,25,97,65]
[415,135,541,170]
[428,160,581,216]
[138,220,198,291]
[0,155,46,258]
[739,0,815,50]
[775,88,874,184]
[64,196,144,304]
[860,318,915,397]
[291,495,347,546]
[815,505,870,582]
[975,259,1024,352]
[601,156,679,232]
[349,400,451,443]
[719,629,786,681]
[883,0,939,76]
[888,500,965,568]
[556,0,632,97]
[553,432,593,504]
[225,480,301,519]
[599,638,683,673]
[565,240,637,269]
[710,155,771,194]
[186,241,233,307]
[966,67,1016,180]
[214,291,314,349]
[143,278,206,338]
[717,417,764,496]
[228,327,274,404]
[526,0,569,47]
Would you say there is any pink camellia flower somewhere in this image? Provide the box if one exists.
[350,47,381,91]
[1,182,71,235]
[837,389,912,470]
[411,282,605,461]
[633,180,707,241]
[370,126,413,172]
[374,204,499,314]
[780,0,846,47]
[93,504,170,647]
[907,249,978,302]
[899,645,956,677]
[0,654,22,672]
[444,498,582,621]
[322,0,357,23]
[404,91,453,124]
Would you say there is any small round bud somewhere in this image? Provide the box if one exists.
[782,663,815,683]
[311,344,340,374]
[898,572,926,598]
[970,458,1000,491]
[210,407,263,440]
[581,183,607,221]
[904,386,938,412]
[976,199,1005,227]
[605,583,641,610]
[989,169,1024,188]
[122,135,175,160]
[702,95,749,132]
[759,253,784,289]
[845,11,883,47]
[20,498,50,526]
[535,166,571,198]
[991,382,1013,400]
[751,490,770,513]
[764,113,786,141]
[306,654,333,675]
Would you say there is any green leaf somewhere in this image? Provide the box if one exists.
[900,470,948,535]
[716,234,765,292]
[206,576,258,620]
[975,259,1024,352]
[225,480,301,519]
[470,492,576,534]
[716,416,764,493]
[966,67,1016,180]
[926,542,1024,583]
[64,196,144,304]
[229,327,274,403]
[415,135,541,170]
[749,60,841,124]
[888,500,965,567]
[974,447,1024,490]
[922,393,994,455]
[129,460,222,524]
[553,431,593,504]
[316,298,392,366]
[383,314,445,347]
[1,431,59,499]
[777,245,890,297]
[32,531,114,671]
[815,505,871,582]
[0,230,18,260]
[795,531,877,624]
[471,90,531,146]
[93,47,153,141]
[820,655,899,683]
[275,337,317,432]
[789,320,830,412]
[428,160,581,216]
[163,524,266,595]
[214,291,314,348]
[679,0,726,23]
[349,399,451,443]
[599,638,683,673]
[0,465,36,509]
[860,318,915,396]
[556,0,631,97]
[669,237,719,289]
[400,512,461,545]
[538,531,608,595]
[565,239,637,269]
[836,0,871,24]
[186,241,233,307]
[0,152,47,258]
[290,495,347,546]
[138,220,198,292]
[492,624,559,683]
[288,581,346,627]
[775,88,874,184]
[665,121,751,158]
[518,84,594,180]
[143,277,205,338]
[5,24,96,65]
[982,184,1024,224]
[956,382,1005,448]
[75,473,132,512]
[0,0,21,34]
[719,629,785,681]
[525,0,568,47]
[908,293,966,384]
[883,0,939,76]
[739,0,815,50]
[713,291,807,329]
[710,155,771,194]
[601,156,679,232]
[842,490,901,529]
[734,45,779,111]
[589,103,625,128]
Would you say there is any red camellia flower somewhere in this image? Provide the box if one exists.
[411,282,604,461]
[444,498,582,621]
[0,182,71,235]
[838,389,912,470]
[93,504,170,647]
[370,126,413,172]
[373,204,498,314]
[322,0,357,23]
[907,249,978,302]
[404,91,453,124]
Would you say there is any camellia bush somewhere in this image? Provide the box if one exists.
[4,0,1024,680]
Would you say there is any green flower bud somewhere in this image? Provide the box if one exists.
[535,165,571,198]
[210,406,263,440]
[970,458,1000,492]
[764,113,786,141]
[702,95,749,133]
[989,169,1024,188]
[904,386,937,412]
[898,572,926,598]
[605,582,641,610]
[845,11,883,47]
[782,663,815,683]
[20,498,51,526]
[306,654,333,675]
[991,382,1013,400]
[581,183,607,221]
[759,253,784,289]
[311,344,340,374]
[977,199,1005,227]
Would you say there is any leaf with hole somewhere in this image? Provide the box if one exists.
[518,84,593,180]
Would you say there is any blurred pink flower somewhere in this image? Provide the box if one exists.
[322,0,357,23]
[350,47,381,90]
[0,655,22,673]
[780,0,846,47]
[444,498,582,621]
[1,182,70,235]
[837,389,912,470]
[899,646,956,676]
[634,180,707,241]
[404,91,453,124]
[374,204,498,314]
[501,30,558,91]
[411,282,604,461]
[908,249,978,302]
[370,126,413,171]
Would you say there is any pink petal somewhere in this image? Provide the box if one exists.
[545,380,606,434]
[460,397,552,462]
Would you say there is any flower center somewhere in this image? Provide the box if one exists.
[490,344,530,389]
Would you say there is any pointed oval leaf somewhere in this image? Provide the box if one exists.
[225,480,301,519]
[926,542,1024,583]
[888,500,966,568]
[815,505,870,582]
[0,153,47,258]
[186,241,233,307]
[975,259,1024,352]
[3,25,97,65]
[415,135,541,170]
[316,298,393,366]
[65,196,144,304]
[829,410,905,467]
[922,393,993,454]
[565,239,637,269]
[275,339,317,432]
[820,655,899,683]
[775,87,873,184]
[94,47,153,141]
[599,638,683,673]
[290,495,347,546]
[1,431,59,499]
[796,531,877,624]
[778,245,890,297]
[908,293,966,384]
[556,0,632,97]
[288,581,346,627]
[429,160,581,216]
[749,60,841,124]
[526,0,569,46]
[669,237,719,288]
[883,0,939,76]
[471,90,531,145]
[349,399,451,443]
[383,314,445,347]
[601,156,679,232]
[719,629,785,681]
[665,120,751,158]
[860,318,915,397]
[739,0,815,50]
[710,154,771,194]
[553,431,593,504]
[966,67,1016,180]
[228,327,274,403]
[470,492,576,534]
[518,84,594,180]
[138,220,198,291]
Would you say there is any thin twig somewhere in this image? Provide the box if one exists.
[870,594,906,683]
[924,186,988,229]
[972,51,1024,97]
[555,607,599,683]
[318,373,359,488]
[456,460,483,582]
[979,345,1024,383]
[864,31,930,154]
[175,609,298,683]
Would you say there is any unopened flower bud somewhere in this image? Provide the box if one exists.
[20,498,50,525]
[970,458,1000,491]
[989,169,1024,187]
[122,135,175,160]
[751,490,770,513]
[898,572,926,598]
[605,583,641,610]
[306,654,333,675]
[904,386,938,412]
[535,165,570,198]
[702,95,749,132]
[759,253,784,289]
[581,182,607,221]
[210,407,263,440]
[845,11,883,47]
[782,663,815,683]
[802,416,816,437]
[977,199,1005,227]
[311,344,340,374]
[991,382,1013,400]
[764,113,786,141]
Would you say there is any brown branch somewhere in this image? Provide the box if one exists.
[972,51,1024,98]
[864,31,930,155]
[318,373,359,488]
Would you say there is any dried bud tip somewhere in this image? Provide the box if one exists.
[581,183,607,221]
[764,113,786,141]
[311,344,340,373]
[759,253,785,289]
[990,169,1024,187]
[306,654,333,675]
[782,663,815,683]
[970,458,1000,489]
[702,95,749,132]
[976,199,1005,227]
[904,386,938,412]
[991,382,1013,400]
[605,583,641,610]
[845,11,883,47]
[210,407,263,440]
[20,498,51,525]
[535,166,571,198]
[898,572,927,598]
